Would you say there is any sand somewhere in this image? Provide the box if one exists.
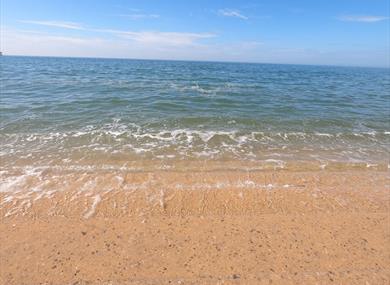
[0,168,389,284]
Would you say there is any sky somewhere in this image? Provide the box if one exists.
[1,0,389,67]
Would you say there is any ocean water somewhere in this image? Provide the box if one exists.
[1,56,389,170]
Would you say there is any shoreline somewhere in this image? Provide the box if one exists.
[1,168,389,284]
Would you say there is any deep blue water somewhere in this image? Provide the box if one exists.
[0,56,389,165]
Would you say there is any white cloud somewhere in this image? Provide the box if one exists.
[17,19,214,47]
[0,28,216,60]
[1,28,106,57]
[19,20,85,30]
[127,8,142,12]
[4,20,388,67]
[338,15,389,23]
[95,29,215,46]
[116,31,215,46]
[218,9,248,20]
[118,14,160,20]
[2,28,388,67]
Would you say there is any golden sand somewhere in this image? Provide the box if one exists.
[0,168,389,284]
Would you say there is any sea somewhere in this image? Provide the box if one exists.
[1,56,389,172]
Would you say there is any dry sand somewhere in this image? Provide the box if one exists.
[0,168,389,284]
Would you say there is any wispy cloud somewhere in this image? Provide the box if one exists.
[18,19,214,46]
[19,20,85,30]
[2,27,388,68]
[1,27,217,60]
[99,30,215,46]
[117,14,160,20]
[127,8,142,12]
[338,15,389,23]
[218,9,248,20]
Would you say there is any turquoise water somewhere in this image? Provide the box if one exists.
[1,56,389,167]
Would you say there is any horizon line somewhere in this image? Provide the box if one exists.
[1,53,389,69]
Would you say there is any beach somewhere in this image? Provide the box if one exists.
[1,56,389,284]
[1,165,389,284]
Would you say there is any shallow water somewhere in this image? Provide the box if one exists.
[1,56,389,168]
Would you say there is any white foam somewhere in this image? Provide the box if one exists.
[315,133,333,137]
[83,194,101,219]
[366,163,378,168]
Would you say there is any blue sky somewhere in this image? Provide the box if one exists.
[1,0,389,67]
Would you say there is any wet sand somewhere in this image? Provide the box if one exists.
[1,169,389,284]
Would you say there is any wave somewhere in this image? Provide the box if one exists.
[0,126,389,167]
